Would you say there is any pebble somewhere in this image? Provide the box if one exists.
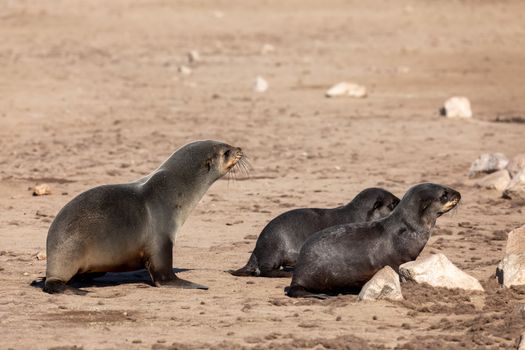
[325,82,367,98]
[440,96,472,118]
[254,76,269,93]
[188,50,201,64]
[178,65,192,75]
[33,184,51,196]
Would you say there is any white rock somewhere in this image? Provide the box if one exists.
[253,76,269,93]
[178,65,192,75]
[507,154,525,178]
[505,225,525,255]
[475,169,511,192]
[503,170,525,201]
[188,50,201,64]
[35,251,47,261]
[468,153,509,178]
[325,82,367,98]
[33,184,51,196]
[497,254,525,288]
[261,44,275,55]
[441,96,472,118]
[399,254,484,291]
[358,266,403,301]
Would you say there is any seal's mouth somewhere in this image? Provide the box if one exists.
[437,197,460,216]
[225,148,250,180]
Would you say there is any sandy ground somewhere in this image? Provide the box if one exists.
[1,0,525,349]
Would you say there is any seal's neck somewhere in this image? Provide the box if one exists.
[385,208,435,262]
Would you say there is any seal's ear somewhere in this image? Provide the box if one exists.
[206,158,213,172]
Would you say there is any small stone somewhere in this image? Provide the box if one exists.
[23,272,29,276]
[36,251,47,261]
[399,253,484,291]
[502,171,525,201]
[475,169,511,192]
[178,65,192,75]
[188,50,201,64]
[468,153,509,178]
[440,96,472,118]
[325,82,367,98]
[33,184,51,196]
[253,76,269,93]
[261,44,275,54]
[497,254,525,288]
[506,154,525,178]
[358,266,403,301]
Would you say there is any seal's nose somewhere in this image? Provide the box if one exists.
[235,148,243,158]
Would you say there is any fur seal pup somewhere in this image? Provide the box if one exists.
[286,183,461,298]
[42,140,246,294]
[229,188,400,278]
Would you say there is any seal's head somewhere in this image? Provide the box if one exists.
[397,183,461,227]
[351,188,400,221]
[184,140,245,179]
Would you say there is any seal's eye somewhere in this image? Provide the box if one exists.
[223,150,231,158]
[373,200,383,210]
[440,191,448,201]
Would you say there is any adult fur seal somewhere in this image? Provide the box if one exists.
[229,188,400,278]
[42,140,246,294]
[286,183,460,298]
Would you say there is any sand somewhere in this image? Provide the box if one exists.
[1,0,525,349]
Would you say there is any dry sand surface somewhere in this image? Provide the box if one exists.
[1,0,525,349]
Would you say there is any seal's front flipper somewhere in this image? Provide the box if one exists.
[158,277,208,290]
[42,278,88,295]
[285,285,330,299]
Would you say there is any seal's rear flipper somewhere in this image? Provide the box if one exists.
[227,268,255,276]
[228,253,259,277]
[158,277,208,290]
[40,278,88,295]
[285,285,330,299]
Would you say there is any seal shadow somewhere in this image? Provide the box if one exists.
[30,268,191,290]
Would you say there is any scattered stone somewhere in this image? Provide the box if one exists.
[468,153,509,178]
[399,254,484,291]
[261,44,275,54]
[507,154,525,178]
[188,50,201,64]
[440,96,472,118]
[253,76,269,93]
[33,184,51,196]
[35,251,47,261]
[497,254,525,288]
[358,266,403,301]
[475,169,511,192]
[502,171,525,201]
[325,82,367,98]
[178,65,192,75]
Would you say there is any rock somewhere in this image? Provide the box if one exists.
[35,251,47,261]
[440,96,472,118]
[507,154,525,178]
[325,82,367,98]
[468,153,509,178]
[358,266,403,301]
[502,171,525,201]
[253,76,268,93]
[188,50,201,64]
[496,225,525,287]
[399,254,484,291]
[505,225,525,255]
[33,184,51,196]
[178,65,192,75]
[497,254,525,288]
[261,44,275,55]
[475,169,511,192]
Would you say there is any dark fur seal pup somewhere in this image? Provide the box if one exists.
[42,140,247,294]
[286,183,460,298]
[229,188,400,278]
